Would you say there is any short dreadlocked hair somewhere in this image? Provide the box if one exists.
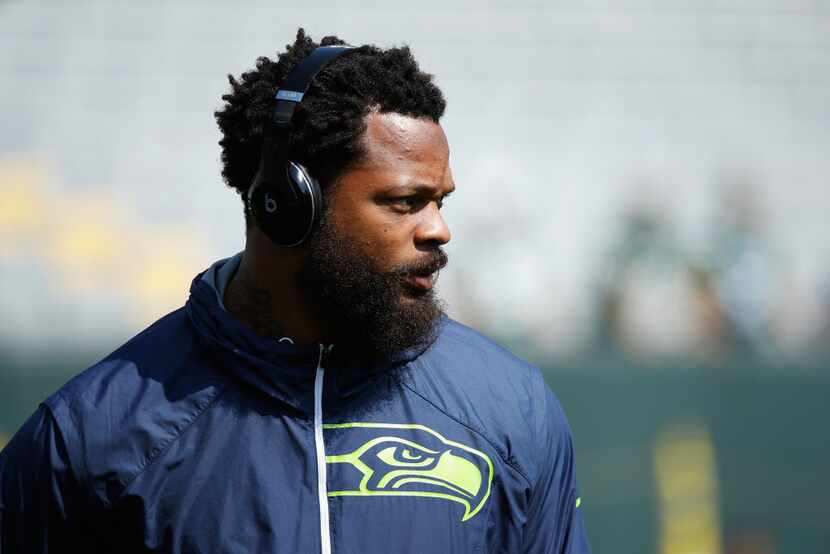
[215,28,446,227]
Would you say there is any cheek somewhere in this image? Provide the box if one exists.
[327,194,418,267]
[345,219,414,268]
[363,223,409,259]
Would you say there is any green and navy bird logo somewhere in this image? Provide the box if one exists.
[324,423,494,522]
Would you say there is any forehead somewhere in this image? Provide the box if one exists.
[344,112,452,191]
[361,112,449,162]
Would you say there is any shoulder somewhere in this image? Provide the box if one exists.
[47,307,222,416]
[419,317,546,402]
[52,308,193,400]
[407,317,569,486]
[43,308,228,506]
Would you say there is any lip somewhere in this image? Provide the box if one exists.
[404,273,435,291]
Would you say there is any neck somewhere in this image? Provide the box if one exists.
[223,230,326,345]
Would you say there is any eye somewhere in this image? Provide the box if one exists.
[377,445,437,468]
[388,194,451,213]
[389,196,425,213]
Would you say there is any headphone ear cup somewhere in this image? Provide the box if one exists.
[285,160,323,232]
[247,45,351,247]
[248,161,321,247]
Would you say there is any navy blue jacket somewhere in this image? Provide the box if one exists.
[1,256,590,553]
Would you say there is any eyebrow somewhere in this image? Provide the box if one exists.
[385,183,455,196]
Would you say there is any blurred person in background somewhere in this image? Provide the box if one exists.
[594,178,790,365]
[0,29,590,553]
[703,181,779,360]
[594,200,715,361]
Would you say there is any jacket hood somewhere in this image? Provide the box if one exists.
[185,255,441,414]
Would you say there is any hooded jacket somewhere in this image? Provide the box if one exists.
[0,255,591,553]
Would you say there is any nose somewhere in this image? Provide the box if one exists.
[415,202,451,246]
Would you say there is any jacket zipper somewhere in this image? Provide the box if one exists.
[314,344,334,554]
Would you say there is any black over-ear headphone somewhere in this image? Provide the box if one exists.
[247,46,353,247]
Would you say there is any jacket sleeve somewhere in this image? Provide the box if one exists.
[0,402,84,553]
[521,383,591,554]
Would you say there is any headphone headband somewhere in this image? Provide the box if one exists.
[271,45,353,128]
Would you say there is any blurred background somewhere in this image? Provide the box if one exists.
[1,0,828,552]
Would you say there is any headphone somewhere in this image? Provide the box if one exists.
[246,45,353,247]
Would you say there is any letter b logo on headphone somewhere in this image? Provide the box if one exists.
[264,192,278,213]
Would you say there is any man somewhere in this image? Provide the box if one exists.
[0,30,590,553]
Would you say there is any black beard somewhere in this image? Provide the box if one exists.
[298,217,448,363]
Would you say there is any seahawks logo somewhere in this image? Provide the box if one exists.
[324,423,493,522]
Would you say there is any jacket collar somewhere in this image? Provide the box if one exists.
[185,255,440,415]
